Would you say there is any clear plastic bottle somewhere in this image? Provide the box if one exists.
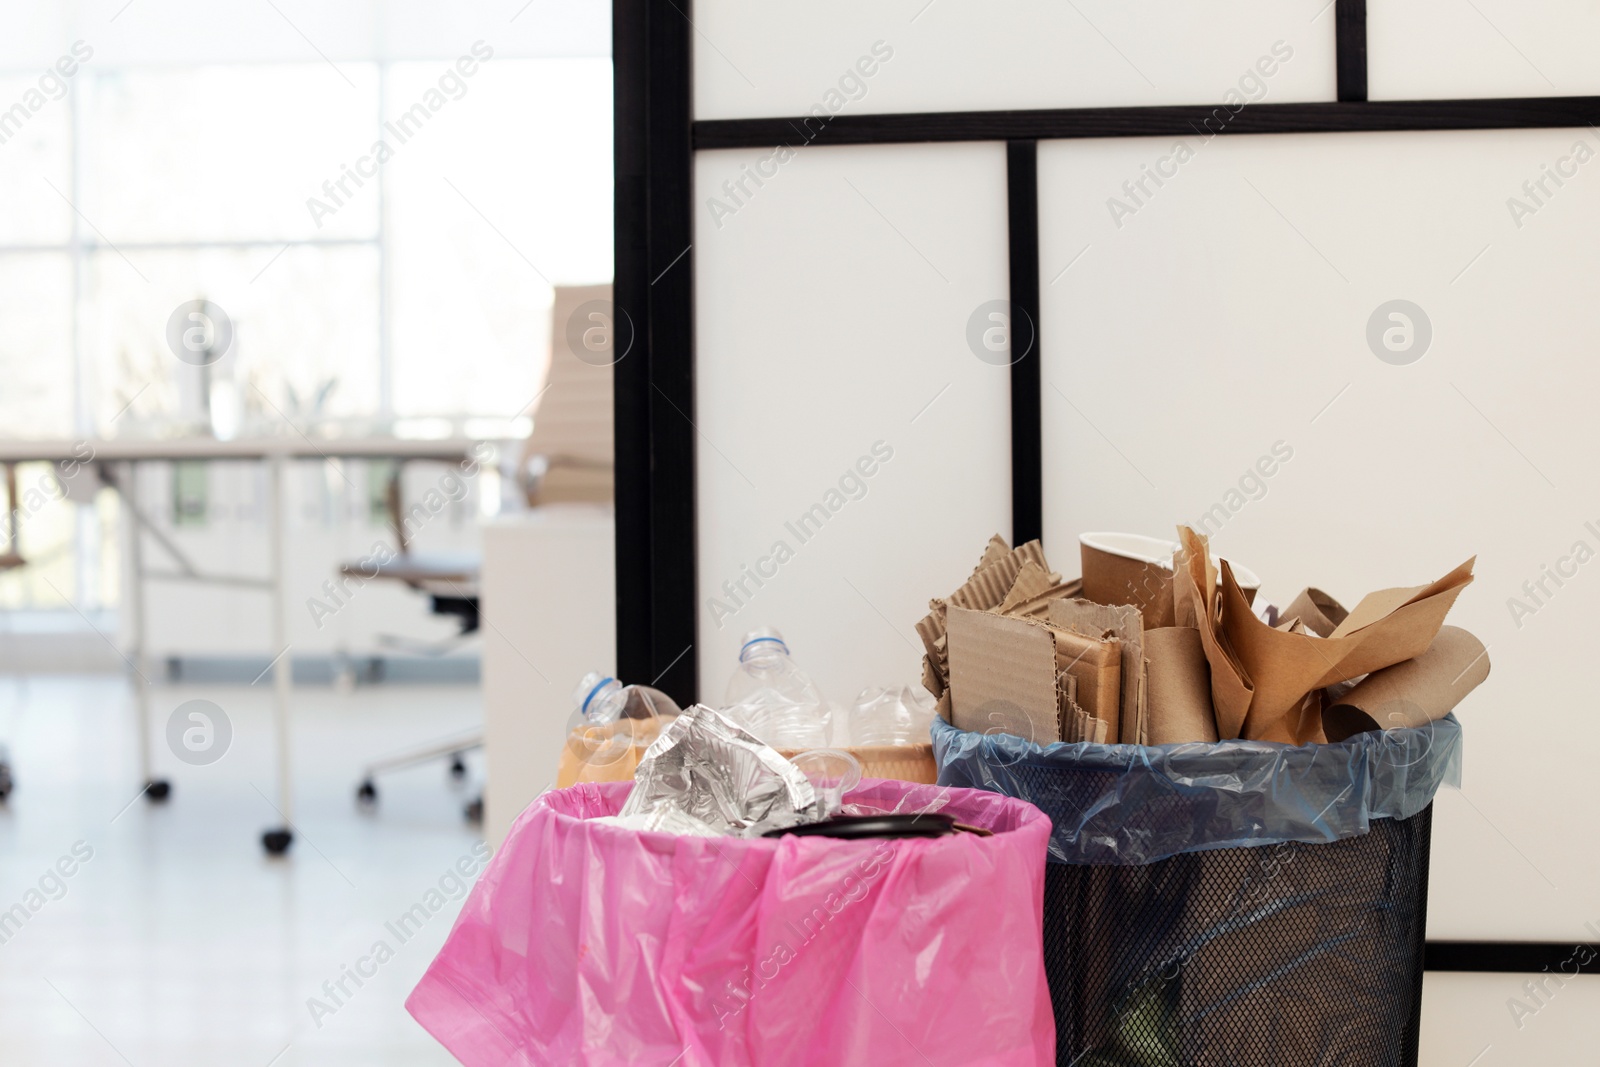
[849,684,936,747]
[722,627,830,749]
[573,671,628,725]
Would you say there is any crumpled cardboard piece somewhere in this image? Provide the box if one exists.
[998,560,1062,615]
[1177,525,1475,744]
[1049,626,1121,737]
[917,536,1049,698]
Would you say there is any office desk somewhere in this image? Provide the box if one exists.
[480,505,614,849]
[0,435,483,853]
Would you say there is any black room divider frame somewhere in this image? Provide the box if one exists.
[613,0,1596,976]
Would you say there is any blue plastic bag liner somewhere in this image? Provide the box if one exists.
[932,713,1461,865]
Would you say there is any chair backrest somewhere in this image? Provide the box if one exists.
[521,284,615,505]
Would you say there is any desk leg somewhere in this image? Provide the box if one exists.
[124,462,169,803]
[262,455,294,855]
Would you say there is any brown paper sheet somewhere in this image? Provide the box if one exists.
[1179,526,1475,743]
[1322,625,1490,741]
[1175,528,1255,739]
[1282,587,1348,638]
[1144,626,1218,744]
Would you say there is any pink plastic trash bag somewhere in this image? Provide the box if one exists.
[407,778,1055,1066]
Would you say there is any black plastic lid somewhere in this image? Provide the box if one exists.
[763,813,960,840]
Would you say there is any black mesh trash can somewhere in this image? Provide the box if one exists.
[933,714,1461,1067]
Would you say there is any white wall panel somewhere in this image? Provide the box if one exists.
[1421,972,1600,1067]
[1370,0,1600,101]
[1038,129,1600,943]
[693,0,1334,120]
[694,143,1010,706]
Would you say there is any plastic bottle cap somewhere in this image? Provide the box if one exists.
[581,676,616,715]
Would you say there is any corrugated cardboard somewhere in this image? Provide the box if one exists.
[915,536,1049,695]
[1323,625,1491,741]
[1049,625,1122,737]
[975,533,1013,575]
[1179,525,1475,744]
[1005,575,1084,619]
[1134,663,1149,745]
[1056,674,1097,743]
[1048,599,1145,744]
[1144,626,1217,744]
[946,605,1060,745]
[998,559,1064,615]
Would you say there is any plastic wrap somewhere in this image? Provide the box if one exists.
[407,778,1056,1067]
[932,713,1461,865]
[619,704,820,836]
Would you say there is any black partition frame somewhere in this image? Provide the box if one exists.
[614,0,1597,974]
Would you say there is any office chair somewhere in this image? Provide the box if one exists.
[345,284,617,822]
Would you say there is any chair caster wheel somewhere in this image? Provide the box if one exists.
[0,763,12,801]
[356,779,377,806]
[464,797,483,824]
[449,754,467,780]
[262,828,293,855]
[145,779,171,802]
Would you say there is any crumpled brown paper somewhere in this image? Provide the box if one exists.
[1176,526,1475,744]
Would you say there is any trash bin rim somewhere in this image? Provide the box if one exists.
[930,714,1461,864]
[532,777,1053,851]
[930,712,1458,771]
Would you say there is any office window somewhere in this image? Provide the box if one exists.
[0,57,613,607]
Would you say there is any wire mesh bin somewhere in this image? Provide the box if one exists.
[932,715,1461,1067]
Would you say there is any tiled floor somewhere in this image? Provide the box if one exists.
[0,674,486,1066]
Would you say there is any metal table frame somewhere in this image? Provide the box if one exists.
[0,436,481,853]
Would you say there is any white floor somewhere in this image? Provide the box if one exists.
[0,674,486,1066]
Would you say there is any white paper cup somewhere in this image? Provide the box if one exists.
[1080,532,1262,624]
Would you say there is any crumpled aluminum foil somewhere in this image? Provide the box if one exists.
[619,704,823,836]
